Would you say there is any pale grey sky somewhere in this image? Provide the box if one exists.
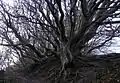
[3,0,13,5]
[1,0,120,54]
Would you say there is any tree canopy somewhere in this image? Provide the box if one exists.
[0,0,120,82]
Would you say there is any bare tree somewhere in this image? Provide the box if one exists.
[0,0,120,81]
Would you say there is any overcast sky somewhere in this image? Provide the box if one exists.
[1,0,120,54]
[3,0,13,5]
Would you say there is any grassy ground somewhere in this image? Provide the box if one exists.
[3,53,120,83]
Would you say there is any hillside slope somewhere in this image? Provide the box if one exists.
[2,53,120,83]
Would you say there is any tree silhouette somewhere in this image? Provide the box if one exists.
[0,0,120,82]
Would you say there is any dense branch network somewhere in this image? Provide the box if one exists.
[0,0,120,76]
